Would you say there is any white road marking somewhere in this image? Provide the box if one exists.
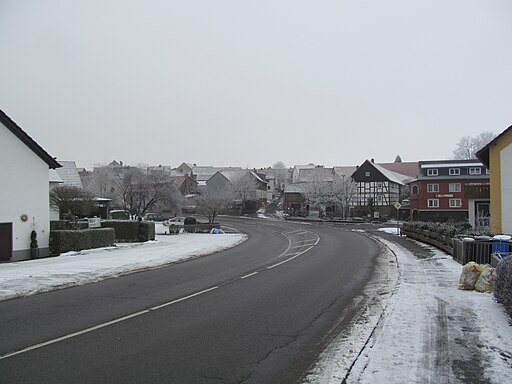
[0,286,219,361]
[267,246,314,269]
[1,227,321,360]
[240,272,259,279]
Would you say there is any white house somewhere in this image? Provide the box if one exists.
[0,109,61,261]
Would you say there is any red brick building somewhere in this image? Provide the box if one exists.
[409,159,489,223]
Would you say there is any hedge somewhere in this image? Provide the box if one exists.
[50,228,115,255]
[50,220,88,230]
[184,223,221,233]
[101,220,155,242]
[495,257,512,321]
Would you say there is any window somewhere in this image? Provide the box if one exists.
[449,183,461,192]
[449,198,462,208]
[485,168,490,175]
[427,169,438,176]
[449,168,460,176]
[469,167,481,175]
[376,182,382,188]
[427,199,439,208]
[365,171,371,177]
[412,185,419,194]
[427,184,439,193]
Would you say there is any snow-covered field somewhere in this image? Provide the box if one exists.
[0,226,246,301]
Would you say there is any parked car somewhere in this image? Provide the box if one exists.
[143,213,166,222]
[109,210,130,220]
[164,217,186,227]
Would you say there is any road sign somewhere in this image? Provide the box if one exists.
[394,202,402,210]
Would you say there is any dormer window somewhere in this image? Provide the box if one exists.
[449,168,460,175]
[469,167,481,175]
[427,169,438,176]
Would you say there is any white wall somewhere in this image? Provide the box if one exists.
[501,143,512,234]
[0,125,51,260]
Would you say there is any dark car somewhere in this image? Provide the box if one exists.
[143,213,166,222]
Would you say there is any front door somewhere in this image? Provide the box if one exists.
[0,223,13,261]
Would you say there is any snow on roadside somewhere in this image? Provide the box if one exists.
[0,232,246,301]
[304,229,512,384]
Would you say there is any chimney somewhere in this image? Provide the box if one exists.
[371,158,374,163]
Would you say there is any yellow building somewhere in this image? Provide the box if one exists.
[477,125,512,234]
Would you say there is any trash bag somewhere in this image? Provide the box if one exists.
[459,262,485,290]
[475,265,497,293]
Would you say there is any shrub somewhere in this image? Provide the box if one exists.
[101,220,155,242]
[102,220,139,241]
[495,257,512,322]
[184,217,197,225]
[50,228,115,255]
[184,223,220,233]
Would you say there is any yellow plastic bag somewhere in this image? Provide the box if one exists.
[475,266,496,293]
[459,262,485,290]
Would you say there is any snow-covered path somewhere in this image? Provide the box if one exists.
[306,229,512,383]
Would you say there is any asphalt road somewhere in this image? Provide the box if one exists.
[0,217,380,383]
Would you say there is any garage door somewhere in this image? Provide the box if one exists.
[0,223,13,261]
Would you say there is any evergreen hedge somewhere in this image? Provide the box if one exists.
[495,257,512,321]
[50,228,115,255]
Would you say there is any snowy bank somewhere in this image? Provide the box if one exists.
[0,232,246,301]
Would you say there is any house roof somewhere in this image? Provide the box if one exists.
[284,184,306,193]
[49,169,64,183]
[476,125,512,168]
[377,161,419,179]
[333,166,358,178]
[55,161,83,188]
[0,108,61,169]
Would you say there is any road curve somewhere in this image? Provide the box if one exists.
[0,217,380,383]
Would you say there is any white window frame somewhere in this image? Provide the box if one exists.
[427,169,438,176]
[449,198,462,208]
[365,171,371,177]
[449,168,460,175]
[485,168,490,175]
[469,167,481,175]
[427,199,439,208]
[449,183,461,193]
[427,184,439,193]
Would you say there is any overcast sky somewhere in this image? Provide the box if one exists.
[1,0,511,170]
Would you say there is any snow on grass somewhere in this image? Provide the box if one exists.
[378,227,401,235]
[0,232,246,301]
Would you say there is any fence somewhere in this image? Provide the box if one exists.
[451,238,512,266]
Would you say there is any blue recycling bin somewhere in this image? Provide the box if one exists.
[492,235,511,254]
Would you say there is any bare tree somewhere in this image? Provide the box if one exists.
[115,169,181,218]
[300,168,334,213]
[195,189,232,223]
[453,132,495,159]
[50,186,95,219]
[331,176,358,219]
[229,171,259,214]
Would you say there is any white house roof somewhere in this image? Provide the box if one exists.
[333,166,358,178]
[371,162,411,185]
[55,161,83,188]
[284,184,306,193]
[49,169,63,183]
